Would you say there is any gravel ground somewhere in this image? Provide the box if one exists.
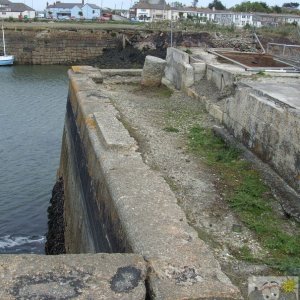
[101,77,274,297]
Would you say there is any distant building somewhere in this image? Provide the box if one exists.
[132,0,170,21]
[131,0,300,27]
[46,1,101,19]
[253,13,300,27]
[0,0,35,19]
[214,11,254,27]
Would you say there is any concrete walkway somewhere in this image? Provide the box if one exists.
[244,78,300,109]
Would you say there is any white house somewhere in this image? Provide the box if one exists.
[46,1,101,19]
[214,11,254,27]
[0,0,35,19]
[132,0,169,21]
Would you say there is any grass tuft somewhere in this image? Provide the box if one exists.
[188,125,300,272]
[163,126,179,133]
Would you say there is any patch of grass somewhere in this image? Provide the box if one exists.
[163,126,179,133]
[188,125,300,272]
[235,245,260,263]
[164,176,180,192]
[185,48,193,54]
[257,71,266,76]
[135,85,173,98]
[189,127,240,164]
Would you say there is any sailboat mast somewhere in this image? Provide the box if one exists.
[2,23,6,56]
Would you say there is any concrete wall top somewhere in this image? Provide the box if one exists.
[0,254,147,299]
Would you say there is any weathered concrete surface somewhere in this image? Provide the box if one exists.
[141,55,166,86]
[243,79,300,109]
[183,48,300,202]
[190,56,206,82]
[0,254,146,299]
[224,77,300,194]
[58,66,241,299]
[165,47,194,90]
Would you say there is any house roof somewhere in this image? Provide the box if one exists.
[9,3,35,12]
[133,3,170,10]
[0,1,34,12]
[0,0,12,5]
[132,1,170,10]
[87,4,100,9]
[47,2,100,10]
[47,3,83,9]
[255,12,300,18]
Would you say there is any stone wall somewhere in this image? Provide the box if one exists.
[5,28,121,65]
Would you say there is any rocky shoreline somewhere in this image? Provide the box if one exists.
[45,177,66,255]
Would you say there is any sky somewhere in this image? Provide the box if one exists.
[21,0,292,11]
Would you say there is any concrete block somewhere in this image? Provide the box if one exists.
[141,55,166,87]
[93,106,137,151]
[191,61,206,82]
[165,47,195,90]
[0,254,147,300]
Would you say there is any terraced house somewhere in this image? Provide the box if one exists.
[132,0,300,27]
[0,0,35,19]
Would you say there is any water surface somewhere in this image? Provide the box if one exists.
[0,65,68,253]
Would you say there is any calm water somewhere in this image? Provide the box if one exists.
[0,65,68,253]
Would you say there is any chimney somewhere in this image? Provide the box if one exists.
[82,0,85,4]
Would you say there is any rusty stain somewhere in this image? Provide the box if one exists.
[85,117,97,129]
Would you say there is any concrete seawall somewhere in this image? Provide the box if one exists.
[55,66,241,298]
[0,66,241,299]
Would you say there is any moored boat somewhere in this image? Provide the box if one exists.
[1,23,14,66]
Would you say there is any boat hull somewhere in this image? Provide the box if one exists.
[0,55,14,66]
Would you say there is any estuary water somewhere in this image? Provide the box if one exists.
[0,65,68,254]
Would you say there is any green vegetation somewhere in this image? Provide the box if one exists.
[232,1,300,14]
[208,0,226,10]
[163,126,180,133]
[233,1,272,13]
[188,125,300,273]
[184,48,193,54]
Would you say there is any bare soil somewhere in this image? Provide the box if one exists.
[217,51,290,68]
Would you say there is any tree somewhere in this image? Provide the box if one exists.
[171,1,185,7]
[208,0,226,10]
[233,1,271,12]
[282,2,299,8]
[272,5,282,13]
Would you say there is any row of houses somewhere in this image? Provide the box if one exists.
[1,0,300,27]
[131,1,300,27]
[0,0,101,20]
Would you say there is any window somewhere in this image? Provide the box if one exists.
[92,10,95,13]
[2,12,6,15]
